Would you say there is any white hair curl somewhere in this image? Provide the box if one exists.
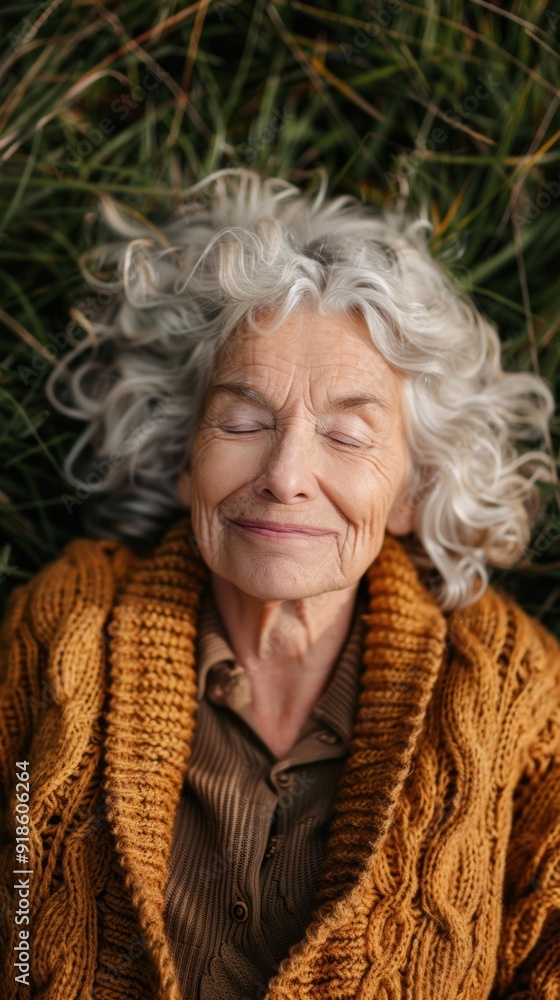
[44,167,556,611]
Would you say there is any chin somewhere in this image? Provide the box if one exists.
[230,566,329,602]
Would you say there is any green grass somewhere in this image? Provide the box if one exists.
[1,0,559,635]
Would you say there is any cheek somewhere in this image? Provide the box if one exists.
[191,434,258,505]
[327,449,406,519]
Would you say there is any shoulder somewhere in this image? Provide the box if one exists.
[448,582,560,665]
[0,534,142,736]
[446,583,560,734]
[1,534,139,654]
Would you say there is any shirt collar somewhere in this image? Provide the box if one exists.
[195,590,237,702]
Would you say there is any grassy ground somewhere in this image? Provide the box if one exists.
[0,0,559,635]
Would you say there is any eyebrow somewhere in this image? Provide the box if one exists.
[207,380,391,413]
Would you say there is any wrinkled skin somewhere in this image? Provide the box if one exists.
[177,304,413,754]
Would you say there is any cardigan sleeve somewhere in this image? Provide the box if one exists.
[489,614,560,999]
[0,576,43,822]
[0,572,50,995]
[0,537,124,800]
[0,538,138,998]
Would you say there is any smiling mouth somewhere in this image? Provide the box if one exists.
[229,519,332,538]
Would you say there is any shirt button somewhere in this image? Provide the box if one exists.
[231,900,249,922]
[276,771,293,787]
[263,835,279,860]
[316,730,338,744]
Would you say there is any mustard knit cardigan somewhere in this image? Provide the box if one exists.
[1,515,560,1000]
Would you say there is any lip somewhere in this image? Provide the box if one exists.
[230,519,331,537]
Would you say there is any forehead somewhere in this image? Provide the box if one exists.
[213,306,395,382]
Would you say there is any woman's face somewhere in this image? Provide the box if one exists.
[177,304,413,601]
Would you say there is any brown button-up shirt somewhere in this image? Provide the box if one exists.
[163,577,368,1000]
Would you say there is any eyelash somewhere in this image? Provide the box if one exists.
[221,427,363,449]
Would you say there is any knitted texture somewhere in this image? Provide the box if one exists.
[1,514,560,999]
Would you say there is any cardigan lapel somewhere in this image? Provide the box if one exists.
[102,514,448,999]
[264,534,448,999]
[312,532,448,911]
[102,516,210,1000]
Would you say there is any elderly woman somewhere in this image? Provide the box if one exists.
[1,169,559,1000]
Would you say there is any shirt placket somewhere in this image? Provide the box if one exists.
[194,585,367,987]
[228,770,280,974]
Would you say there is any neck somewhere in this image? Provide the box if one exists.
[209,573,362,724]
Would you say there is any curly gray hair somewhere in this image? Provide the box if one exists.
[44,167,556,611]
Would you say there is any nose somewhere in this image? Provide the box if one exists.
[253,420,317,504]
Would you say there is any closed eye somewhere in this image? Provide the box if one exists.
[222,426,365,448]
[328,438,363,449]
[221,426,269,434]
